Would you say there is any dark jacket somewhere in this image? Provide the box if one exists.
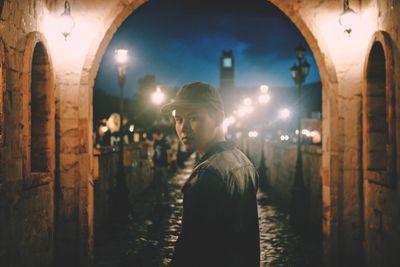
[171,141,260,267]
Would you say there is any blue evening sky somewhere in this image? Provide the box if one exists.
[95,0,320,98]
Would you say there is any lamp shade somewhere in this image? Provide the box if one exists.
[339,7,357,33]
[301,60,310,76]
[60,1,74,39]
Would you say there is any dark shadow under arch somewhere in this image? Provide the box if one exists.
[0,39,4,184]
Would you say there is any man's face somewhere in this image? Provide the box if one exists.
[174,106,219,152]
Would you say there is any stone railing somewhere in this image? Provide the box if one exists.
[92,142,153,230]
[263,141,322,231]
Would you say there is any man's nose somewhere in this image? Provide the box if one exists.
[181,119,191,133]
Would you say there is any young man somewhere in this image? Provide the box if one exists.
[161,82,260,267]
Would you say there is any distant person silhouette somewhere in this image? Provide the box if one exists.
[152,129,170,201]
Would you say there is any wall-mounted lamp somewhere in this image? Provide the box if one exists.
[59,1,75,40]
[339,0,357,34]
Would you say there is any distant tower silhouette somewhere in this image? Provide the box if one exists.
[220,50,235,113]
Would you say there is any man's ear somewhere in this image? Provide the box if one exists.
[215,110,224,125]
[208,109,224,126]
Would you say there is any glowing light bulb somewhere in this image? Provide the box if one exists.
[59,1,75,40]
[339,7,357,34]
[151,86,165,105]
[114,49,129,65]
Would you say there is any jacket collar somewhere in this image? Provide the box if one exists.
[194,141,235,168]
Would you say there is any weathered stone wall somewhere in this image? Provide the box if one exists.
[0,1,56,266]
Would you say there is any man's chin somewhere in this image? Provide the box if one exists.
[182,142,195,153]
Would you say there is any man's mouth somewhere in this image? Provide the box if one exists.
[182,136,192,143]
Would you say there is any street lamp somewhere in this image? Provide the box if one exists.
[114,48,129,221]
[289,44,310,228]
[257,85,270,190]
[151,86,165,105]
[279,108,291,120]
[115,48,128,143]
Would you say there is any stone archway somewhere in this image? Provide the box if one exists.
[267,3,340,264]
[362,31,397,267]
[76,0,339,265]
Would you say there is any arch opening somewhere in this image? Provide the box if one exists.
[23,39,55,189]
[81,1,337,266]
[364,39,396,186]
[74,0,339,265]
[31,43,52,173]
[366,42,387,170]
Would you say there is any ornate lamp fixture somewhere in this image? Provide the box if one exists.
[59,1,75,40]
[290,45,310,85]
[339,0,357,34]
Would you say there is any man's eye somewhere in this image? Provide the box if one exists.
[189,116,198,121]
[175,117,183,123]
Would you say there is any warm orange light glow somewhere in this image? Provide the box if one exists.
[243,98,252,106]
[248,131,258,138]
[279,108,290,120]
[258,94,270,104]
[260,85,269,93]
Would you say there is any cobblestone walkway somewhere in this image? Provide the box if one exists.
[94,159,321,267]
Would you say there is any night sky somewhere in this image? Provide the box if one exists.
[94,0,320,98]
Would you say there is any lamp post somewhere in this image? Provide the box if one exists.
[114,48,129,221]
[257,85,270,190]
[289,44,310,228]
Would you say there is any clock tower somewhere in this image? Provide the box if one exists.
[220,50,235,113]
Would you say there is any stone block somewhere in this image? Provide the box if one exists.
[59,153,79,188]
[59,119,79,137]
[366,114,387,132]
[78,153,91,187]
[366,150,386,171]
[60,136,80,154]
